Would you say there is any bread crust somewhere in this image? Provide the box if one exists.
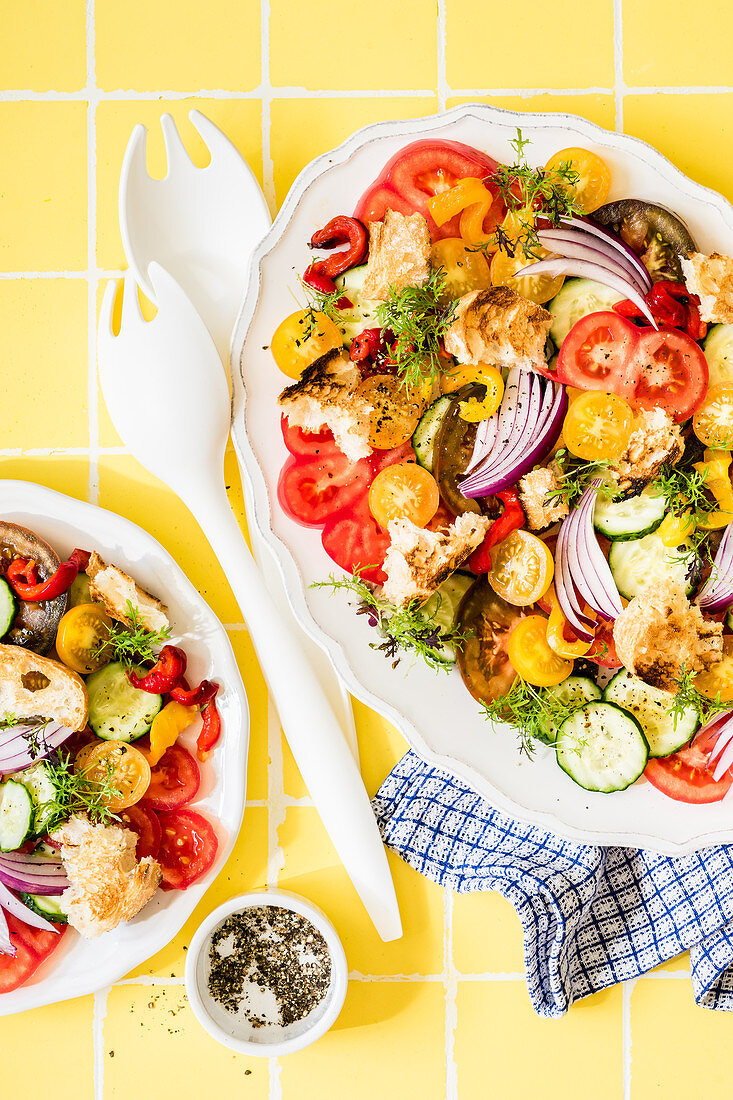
[0,642,88,730]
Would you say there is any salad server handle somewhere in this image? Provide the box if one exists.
[188,478,403,943]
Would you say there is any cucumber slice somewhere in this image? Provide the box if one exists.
[609,531,697,600]
[0,578,17,640]
[19,893,67,924]
[68,572,93,608]
[603,669,698,757]
[421,572,475,663]
[16,762,59,835]
[593,486,666,541]
[87,661,163,742]
[412,396,452,472]
[548,278,624,347]
[704,324,733,388]
[0,781,33,851]
[334,265,379,343]
[556,701,649,793]
[536,675,602,745]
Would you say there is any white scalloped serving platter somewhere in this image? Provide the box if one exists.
[0,481,249,1014]
[231,103,733,854]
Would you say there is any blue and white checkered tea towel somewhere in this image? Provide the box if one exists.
[373,750,733,1018]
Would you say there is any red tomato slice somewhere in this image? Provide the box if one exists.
[354,139,500,241]
[157,808,218,890]
[118,803,162,860]
[0,915,65,994]
[280,415,339,459]
[278,452,372,527]
[645,724,732,804]
[368,441,416,476]
[624,327,709,422]
[585,619,621,668]
[142,744,200,811]
[557,312,640,393]
[321,496,390,584]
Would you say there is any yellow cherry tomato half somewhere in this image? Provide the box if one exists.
[545,584,593,658]
[55,603,113,675]
[657,511,695,547]
[427,177,492,227]
[695,636,733,702]
[490,213,564,305]
[563,390,634,462]
[75,740,151,811]
[544,148,612,214]
[430,238,493,302]
[508,615,574,687]
[488,529,554,607]
[693,384,733,450]
[271,310,343,380]
[369,462,439,529]
[694,450,733,529]
[356,373,427,450]
[441,364,504,422]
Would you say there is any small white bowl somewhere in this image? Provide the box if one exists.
[184,889,348,1056]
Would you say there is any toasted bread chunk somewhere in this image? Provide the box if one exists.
[681,252,733,324]
[519,467,568,530]
[613,579,722,691]
[86,552,169,633]
[0,643,87,730]
[443,287,552,373]
[279,347,373,461]
[611,408,684,494]
[51,815,161,938]
[361,210,431,301]
[381,513,490,606]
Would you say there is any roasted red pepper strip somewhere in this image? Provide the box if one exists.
[309,215,368,278]
[303,261,352,310]
[467,489,525,574]
[128,645,187,694]
[169,677,218,708]
[197,697,221,762]
[349,327,382,363]
[613,281,707,341]
[6,548,91,602]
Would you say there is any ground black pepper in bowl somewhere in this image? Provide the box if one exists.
[207,905,332,1029]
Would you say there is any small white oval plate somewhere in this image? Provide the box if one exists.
[0,480,249,1014]
[231,103,733,854]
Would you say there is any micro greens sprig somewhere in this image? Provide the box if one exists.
[669,666,731,729]
[653,463,717,521]
[374,268,457,388]
[481,678,588,758]
[544,449,618,511]
[36,751,123,828]
[93,602,171,668]
[311,569,469,672]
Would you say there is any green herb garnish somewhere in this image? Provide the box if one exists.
[669,666,731,727]
[34,751,123,828]
[298,277,345,331]
[652,463,717,521]
[482,677,587,758]
[94,601,171,668]
[374,268,457,388]
[544,449,618,511]
[311,570,469,671]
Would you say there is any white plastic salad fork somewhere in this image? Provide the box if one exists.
[98,263,402,942]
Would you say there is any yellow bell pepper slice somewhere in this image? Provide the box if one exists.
[459,193,496,249]
[657,511,695,547]
[694,449,733,529]
[545,584,593,658]
[147,700,199,766]
[427,177,492,228]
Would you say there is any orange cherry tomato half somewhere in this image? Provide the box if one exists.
[356,373,428,450]
[55,603,113,675]
[369,462,440,529]
[75,740,151,811]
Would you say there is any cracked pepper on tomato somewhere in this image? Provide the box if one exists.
[271,127,733,806]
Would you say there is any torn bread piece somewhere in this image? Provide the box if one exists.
[361,210,432,301]
[0,643,87,730]
[381,513,490,606]
[86,552,169,633]
[613,579,722,692]
[279,347,373,461]
[51,815,162,938]
[519,467,568,531]
[443,287,552,374]
[610,407,684,494]
[680,252,733,324]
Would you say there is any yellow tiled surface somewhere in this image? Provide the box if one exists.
[1,2,731,1096]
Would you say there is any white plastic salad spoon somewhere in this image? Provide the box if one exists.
[98,263,402,943]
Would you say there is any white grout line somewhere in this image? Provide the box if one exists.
[259,0,275,218]
[92,987,109,1100]
[0,270,126,279]
[443,890,459,1100]
[266,691,284,1100]
[436,0,448,113]
[622,978,635,1100]
[86,0,100,509]
[613,0,624,131]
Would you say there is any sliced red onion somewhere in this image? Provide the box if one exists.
[0,853,67,896]
[555,519,596,641]
[459,371,567,498]
[0,906,14,957]
[537,229,649,297]
[0,722,74,774]
[696,521,733,612]
[517,258,658,328]
[464,414,499,476]
[557,480,623,626]
[703,711,733,781]
[0,880,59,933]
[559,216,653,294]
